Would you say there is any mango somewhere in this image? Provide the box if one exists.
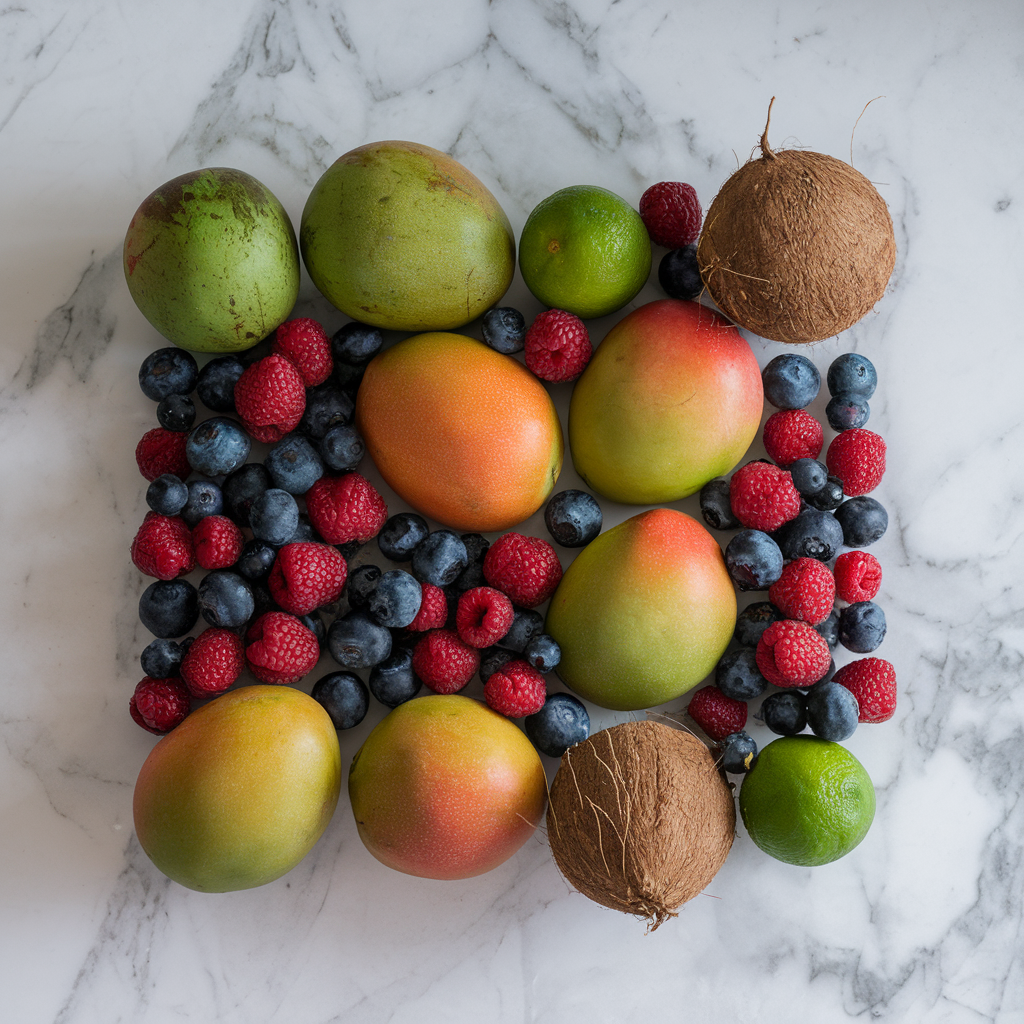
[123,167,300,353]
[545,508,736,711]
[133,686,341,892]
[300,141,515,331]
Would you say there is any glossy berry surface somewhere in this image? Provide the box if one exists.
[834,496,888,547]
[839,601,887,653]
[368,569,422,628]
[657,245,702,300]
[377,513,430,563]
[327,610,392,669]
[298,382,354,440]
[498,607,544,653]
[140,638,185,679]
[725,530,784,591]
[524,692,590,757]
[806,680,860,741]
[139,579,199,638]
[544,489,603,547]
[197,571,255,629]
[311,672,369,730]
[761,353,820,410]
[265,434,324,494]
[236,539,278,581]
[759,690,808,736]
[181,478,224,528]
[523,633,561,674]
[700,478,740,530]
[331,321,383,367]
[773,508,844,563]
[788,459,828,497]
[320,424,365,474]
[733,601,785,647]
[146,474,189,516]
[345,564,382,610]
[715,647,769,701]
[412,530,468,587]
[249,488,300,546]
[195,355,244,412]
[827,352,877,399]
[826,393,870,431]
[804,474,845,512]
[368,647,421,708]
[481,307,527,354]
[157,393,196,432]
[139,347,199,402]
[718,731,758,774]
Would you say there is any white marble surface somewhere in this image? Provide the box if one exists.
[2,1,1023,1021]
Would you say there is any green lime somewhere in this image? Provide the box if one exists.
[739,736,875,866]
[518,185,652,319]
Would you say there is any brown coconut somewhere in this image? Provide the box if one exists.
[546,720,735,930]
[697,100,896,344]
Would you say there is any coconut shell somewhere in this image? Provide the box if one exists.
[546,720,735,930]
[697,113,895,344]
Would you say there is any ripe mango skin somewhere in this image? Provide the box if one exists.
[123,167,300,353]
[133,686,341,893]
[545,509,736,711]
[300,141,515,331]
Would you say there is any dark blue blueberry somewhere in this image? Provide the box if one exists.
[699,478,740,530]
[657,244,702,300]
[140,638,185,678]
[265,434,324,494]
[826,393,870,431]
[525,693,590,758]
[789,459,828,497]
[815,607,841,649]
[498,607,544,653]
[198,571,254,629]
[839,601,887,653]
[336,540,363,564]
[157,394,196,432]
[346,564,382,610]
[327,610,392,669]
[544,489,603,547]
[320,424,365,474]
[804,474,845,512]
[761,353,820,410]
[523,634,561,674]
[378,513,430,562]
[196,355,245,412]
[284,513,322,545]
[139,347,199,402]
[185,417,251,477]
[451,560,486,594]
[715,648,769,700]
[725,530,784,591]
[238,335,276,367]
[248,581,278,622]
[298,611,327,648]
[461,533,490,565]
[369,647,422,707]
[773,508,844,562]
[139,579,199,638]
[332,321,383,367]
[827,352,877,399]
[146,474,188,516]
[733,602,785,647]
[181,478,224,528]
[223,462,271,527]
[311,672,369,730]
[368,569,422,628]
[236,539,278,582]
[298,382,354,439]
[806,680,859,741]
[480,646,516,683]
[411,530,468,587]
[481,307,527,354]
[249,488,299,546]
[333,361,365,394]
[834,496,888,547]
[718,731,758,774]
[758,690,807,736]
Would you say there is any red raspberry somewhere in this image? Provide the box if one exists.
[638,181,702,248]
[135,427,190,482]
[768,557,836,625]
[834,657,896,723]
[130,512,194,580]
[234,354,306,444]
[191,514,243,571]
[483,533,562,608]
[456,587,514,648]
[179,628,245,699]
[268,541,347,616]
[129,676,191,734]
[411,629,480,694]
[729,462,801,532]
[305,473,388,545]
[245,611,320,685]
[484,659,546,717]
[406,583,447,631]
[686,685,747,741]
[826,428,886,497]
[524,309,592,383]
[272,318,333,387]
[762,409,824,467]
[756,620,832,688]
[834,551,882,603]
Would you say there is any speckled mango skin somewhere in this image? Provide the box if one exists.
[545,508,736,711]
[348,695,547,880]
[299,141,515,331]
[123,167,300,353]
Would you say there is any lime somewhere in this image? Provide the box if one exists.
[518,185,651,319]
[739,736,875,866]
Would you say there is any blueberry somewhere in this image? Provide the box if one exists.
[333,362,365,394]
[461,533,490,566]
[525,693,590,757]
[806,680,859,741]
[249,488,299,546]
[481,307,527,354]
[327,610,392,669]
[839,601,887,653]
[826,393,870,431]
[498,607,545,653]
[197,571,255,629]
[789,459,828,497]
[718,731,759,774]
[544,489,603,547]
[523,634,561,673]
[346,564,382,610]
[185,417,251,477]
[369,647,422,707]
[157,394,196,432]
[146,474,188,516]
[284,513,321,545]
[331,321,383,367]
[715,648,769,700]
[298,611,327,648]
[196,355,244,412]
[725,530,784,591]
[235,540,280,584]
[819,657,837,684]
[311,672,369,730]
[827,352,877,399]
[773,508,844,562]
[411,530,468,587]
[700,478,740,530]
[298,382,354,439]
[451,560,486,594]
[265,434,324,494]
[761,354,820,410]
[140,638,185,678]
[733,601,785,647]
[480,646,516,683]
[223,462,271,527]
[657,244,702,300]
[803,474,845,512]
[320,424,365,474]
[248,581,278,623]
[139,579,199,638]
[368,569,422,628]
[758,690,807,736]
[378,513,430,562]
[336,540,363,564]
[834,496,888,547]
[139,347,199,402]
[181,478,224,527]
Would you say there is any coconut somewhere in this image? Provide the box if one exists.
[697,99,896,344]
[546,720,735,930]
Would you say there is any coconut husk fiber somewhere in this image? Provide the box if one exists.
[697,99,896,344]
[546,720,735,931]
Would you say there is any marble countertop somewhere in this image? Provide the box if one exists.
[3,1,1023,1021]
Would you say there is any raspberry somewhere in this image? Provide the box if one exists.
[129,676,191,734]
[234,354,306,444]
[245,611,320,685]
[484,659,546,717]
[411,628,480,694]
[483,533,562,608]
[834,551,882,603]
[524,309,592,383]
[191,514,243,571]
[456,586,514,648]
[268,541,347,616]
[638,181,702,248]
[406,582,447,632]
[833,657,897,723]
[179,628,245,698]
[272,318,333,387]
[686,685,747,741]
[756,620,832,688]
[130,512,194,580]
[768,557,836,625]
[135,427,190,482]
[762,409,824,467]
[826,429,886,497]
[306,472,388,545]
[729,462,801,532]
